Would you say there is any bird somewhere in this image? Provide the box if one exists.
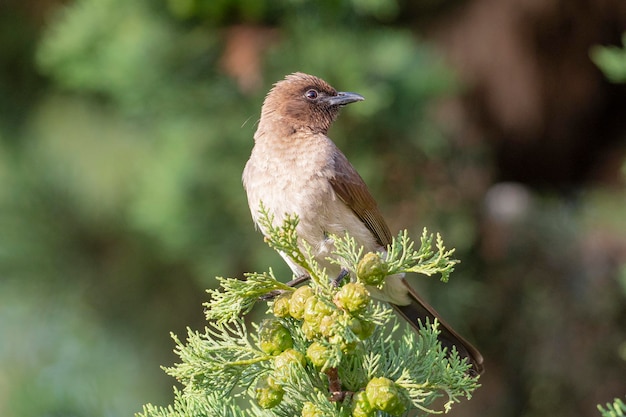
[243,72,483,375]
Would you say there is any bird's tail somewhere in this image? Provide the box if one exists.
[392,279,484,376]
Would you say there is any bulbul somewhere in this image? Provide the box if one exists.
[243,72,483,375]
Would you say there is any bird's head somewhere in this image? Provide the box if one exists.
[259,72,364,134]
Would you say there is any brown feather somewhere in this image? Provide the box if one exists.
[329,151,393,247]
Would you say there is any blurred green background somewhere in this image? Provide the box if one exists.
[1,0,625,416]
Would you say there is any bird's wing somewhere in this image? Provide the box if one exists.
[329,151,393,247]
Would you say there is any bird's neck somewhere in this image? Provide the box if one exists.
[256,117,328,143]
[252,125,336,170]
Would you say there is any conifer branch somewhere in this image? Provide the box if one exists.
[205,271,293,323]
[256,204,312,274]
[140,212,479,417]
[386,229,458,282]
[598,396,626,417]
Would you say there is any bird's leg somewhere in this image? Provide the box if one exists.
[260,267,348,301]
[285,273,312,287]
[259,273,311,300]
[331,267,350,287]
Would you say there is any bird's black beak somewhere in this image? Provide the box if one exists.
[325,91,365,107]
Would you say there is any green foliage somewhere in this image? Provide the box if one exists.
[591,33,626,83]
[140,213,478,417]
[37,0,174,110]
[2,0,471,415]
[598,397,626,417]
[0,282,163,417]
[140,389,248,417]
[379,229,457,280]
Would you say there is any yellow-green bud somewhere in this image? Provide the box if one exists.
[351,391,375,417]
[334,282,370,313]
[274,348,306,369]
[289,286,314,319]
[274,348,306,383]
[304,296,334,326]
[301,401,323,417]
[329,333,357,354]
[301,320,320,340]
[255,375,284,409]
[258,319,293,355]
[349,317,375,340]
[357,252,387,285]
[365,377,407,416]
[306,342,332,369]
[272,293,292,318]
[319,313,338,337]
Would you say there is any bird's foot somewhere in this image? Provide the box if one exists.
[331,268,350,287]
[259,273,311,300]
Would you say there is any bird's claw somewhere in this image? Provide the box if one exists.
[332,268,350,287]
[259,273,312,301]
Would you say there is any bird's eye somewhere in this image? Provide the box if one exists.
[305,89,318,100]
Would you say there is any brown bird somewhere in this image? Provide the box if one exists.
[243,72,484,375]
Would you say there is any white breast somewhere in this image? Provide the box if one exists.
[243,134,379,276]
